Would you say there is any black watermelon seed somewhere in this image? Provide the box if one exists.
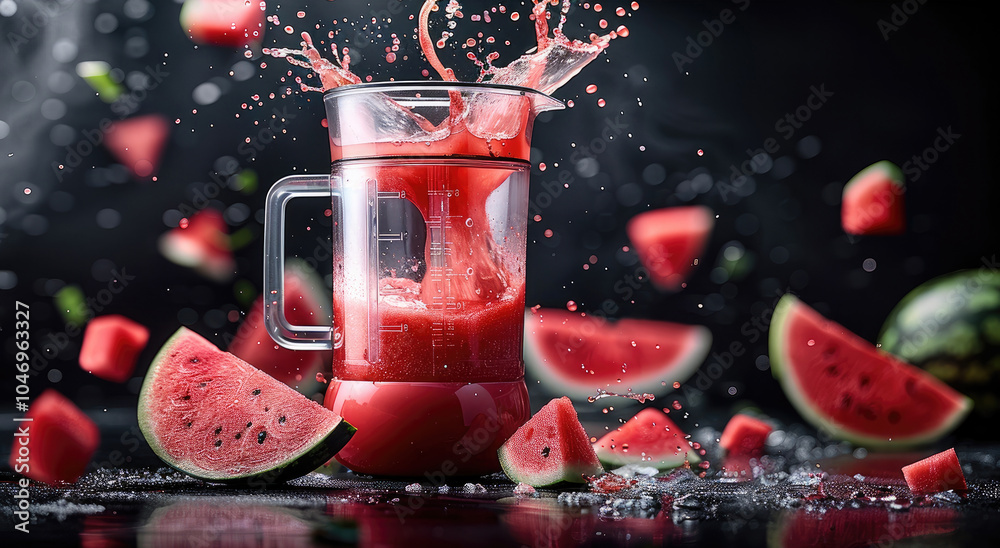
[246,422,252,428]
[235,433,242,440]
[257,431,267,444]
[541,446,550,458]
[278,416,286,424]
[190,358,200,363]
[252,389,261,396]
[214,440,221,447]
[186,422,192,428]
[215,426,222,435]
[182,395,191,400]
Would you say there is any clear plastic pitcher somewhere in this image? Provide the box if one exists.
[264,82,563,476]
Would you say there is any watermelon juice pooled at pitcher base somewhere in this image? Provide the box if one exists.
[261,1,631,476]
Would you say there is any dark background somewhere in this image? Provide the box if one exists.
[0,0,997,460]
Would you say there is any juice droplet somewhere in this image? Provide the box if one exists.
[566,300,578,311]
[544,229,554,238]
[807,339,816,347]
[672,381,681,389]
[697,148,704,156]
[616,25,629,38]
[671,400,682,410]
[597,98,606,107]
[616,6,626,16]
[631,1,640,10]
[586,84,597,94]
[178,218,189,229]
[538,162,547,171]
[386,52,397,63]
[315,372,328,384]
[296,11,306,18]
[510,11,519,21]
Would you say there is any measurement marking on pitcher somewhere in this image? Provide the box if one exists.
[377,232,403,242]
[379,324,407,333]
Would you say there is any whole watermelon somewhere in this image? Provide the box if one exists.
[879,269,1000,425]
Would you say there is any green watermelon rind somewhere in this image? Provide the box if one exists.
[769,294,971,448]
[842,160,904,196]
[138,327,356,484]
[498,445,603,487]
[523,310,712,402]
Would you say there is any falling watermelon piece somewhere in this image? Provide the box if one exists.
[137,327,355,483]
[626,205,715,291]
[719,413,773,457]
[9,390,99,485]
[901,448,968,495]
[180,0,266,48]
[103,114,170,179]
[841,160,905,236]
[498,397,604,486]
[79,314,150,383]
[593,407,699,470]
[523,307,711,402]
[158,208,236,282]
[228,259,330,397]
[769,294,971,448]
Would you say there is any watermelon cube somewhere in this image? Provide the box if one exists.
[158,208,236,282]
[103,114,170,180]
[719,413,773,456]
[901,448,968,495]
[79,315,150,383]
[9,390,99,485]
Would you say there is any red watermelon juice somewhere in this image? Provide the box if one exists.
[264,0,623,476]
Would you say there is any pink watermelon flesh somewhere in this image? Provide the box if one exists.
[770,294,971,447]
[593,407,699,470]
[9,390,99,484]
[626,205,715,291]
[524,307,711,401]
[137,327,355,483]
[841,160,905,236]
[498,396,604,486]
[79,314,150,383]
[773,507,957,548]
[228,260,330,397]
[158,208,236,282]
[719,413,772,456]
[104,114,170,179]
[180,0,266,48]
[901,448,967,494]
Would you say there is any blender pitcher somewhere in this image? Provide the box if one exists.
[264,82,563,476]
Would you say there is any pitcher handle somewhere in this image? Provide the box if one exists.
[263,175,334,350]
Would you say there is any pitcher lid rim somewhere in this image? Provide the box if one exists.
[322,80,563,102]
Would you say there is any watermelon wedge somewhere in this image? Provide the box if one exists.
[137,327,355,483]
[10,390,99,485]
[524,307,711,402]
[769,294,971,448]
[79,314,150,383]
[901,448,967,495]
[103,114,170,179]
[180,0,266,48]
[158,208,236,282]
[593,407,699,470]
[498,397,604,486]
[228,259,330,397]
[841,160,905,236]
[719,413,772,457]
[626,206,715,291]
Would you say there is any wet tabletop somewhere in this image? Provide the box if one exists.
[3,428,1000,547]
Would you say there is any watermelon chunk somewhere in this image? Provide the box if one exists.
[79,315,150,383]
[523,307,711,402]
[137,327,355,483]
[719,413,772,456]
[901,448,968,495]
[180,0,266,48]
[841,160,905,236]
[769,294,971,447]
[626,206,715,291]
[103,114,170,180]
[9,390,99,485]
[593,407,699,470]
[498,397,604,486]
[158,208,236,282]
[228,259,330,397]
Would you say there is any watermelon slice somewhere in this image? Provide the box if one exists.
[180,0,266,48]
[524,307,711,402]
[79,314,150,383]
[103,114,170,179]
[719,413,772,456]
[625,205,715,291]
[901,448,968,494]
[769,294,971,447]
[841,160,905,236]
[228,259,330,397]
[498,397,604,486]
[137,327,355,483]
[9,390,99,485]
[158,208,236,282]
[593,407,699,470]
